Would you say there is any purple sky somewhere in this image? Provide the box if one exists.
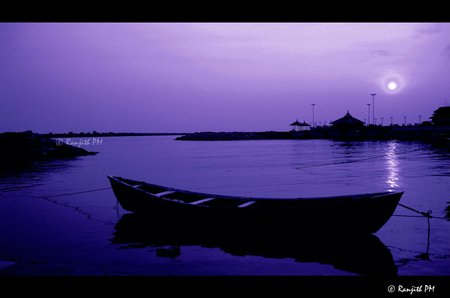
[1,23,450,133]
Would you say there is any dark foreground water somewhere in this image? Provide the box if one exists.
[0,136,449,276]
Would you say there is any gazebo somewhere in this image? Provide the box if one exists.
[330,111,364,128]
[289,119,311,131]
[329,111,365,139]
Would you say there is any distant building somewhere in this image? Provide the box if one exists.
[330,111,365,128]
[289,119,311,131]
[329,111,365,139]
[431,107,450,126]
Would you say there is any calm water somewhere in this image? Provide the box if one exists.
[0,136,449,275]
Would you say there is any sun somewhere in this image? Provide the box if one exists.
[380,73,405,94]
[387,81,398,91]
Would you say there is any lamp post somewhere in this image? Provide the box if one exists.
[370,93,376,125]
[367,103,371,126]
[390,116,393,126]
[381,117,384,126]
[403,116,407,126]
[311,104,316,128]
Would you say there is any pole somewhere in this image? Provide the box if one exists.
[381,117,384,126]
[370,93,376,125]
[311,104,315,128]
[390,116,393,126]
[367,104,371,126]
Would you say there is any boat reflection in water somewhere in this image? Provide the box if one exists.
[112,213,397,276]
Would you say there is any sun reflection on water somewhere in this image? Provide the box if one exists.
[385,141,400,190]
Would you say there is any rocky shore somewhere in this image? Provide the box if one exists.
[0,131,97,167]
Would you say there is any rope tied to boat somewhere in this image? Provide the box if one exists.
[37,187,112,199]
[398,203,433,219]
[395,203,434,260]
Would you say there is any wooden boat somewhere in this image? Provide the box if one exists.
[107,176,404,234]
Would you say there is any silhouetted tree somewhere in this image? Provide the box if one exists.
[431,107,450,126]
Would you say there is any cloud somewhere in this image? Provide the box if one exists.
[442,45,450,58]
[413,23,450,39]
[371,50,391,57]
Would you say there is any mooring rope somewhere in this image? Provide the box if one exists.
[36,187,112,199]
[393,214,428,218]
[394,203,434,259]
[394,203,447,220]
[398,203,433,218]
[29,187,115,224]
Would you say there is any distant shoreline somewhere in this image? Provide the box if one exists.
[175,126,450,143]
[2,127,449,144]
[42,132,186,138]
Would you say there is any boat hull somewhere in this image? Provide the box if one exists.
[108,176,403,234]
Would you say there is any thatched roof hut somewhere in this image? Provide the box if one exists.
[330,111,364,127]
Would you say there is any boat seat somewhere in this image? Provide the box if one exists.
[190,198,215,205]
[154,190,176,197]
[238,201,256,208]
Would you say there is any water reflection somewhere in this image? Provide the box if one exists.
[385,141,400,190]
[112,213,397,276]
[0,159,74,192]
